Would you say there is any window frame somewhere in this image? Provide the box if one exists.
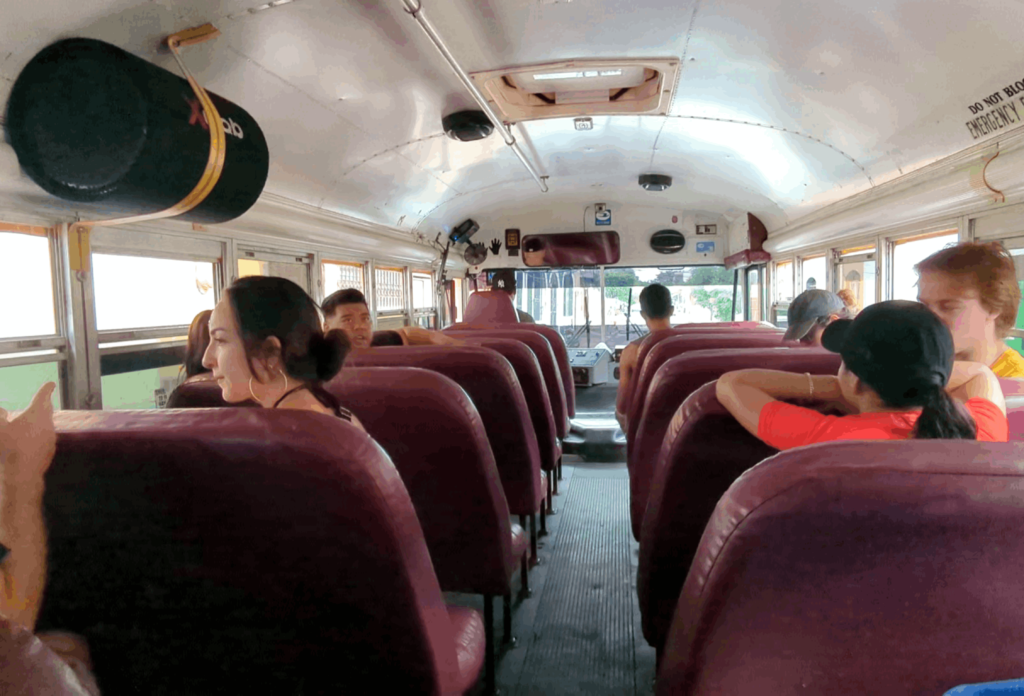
[885,228,959,301]
[374,265,408,318]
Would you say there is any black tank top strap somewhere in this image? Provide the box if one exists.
[274,384,353,422]
[272,385,308,409]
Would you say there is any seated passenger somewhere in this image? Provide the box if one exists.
[204,277,364,430]
[0,383,102,694]
[836,287,860,317]
[490,269,535,323]
[370,327,464,347]
[716,300,1007,450]
[916,241,1024,378]
[180,310,216,384]
[615,284,673,430]
[322,288,372,349]
[782,289,847,346]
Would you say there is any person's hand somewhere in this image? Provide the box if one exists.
[0,383,57,489]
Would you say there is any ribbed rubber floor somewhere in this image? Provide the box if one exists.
[514,476,636,695]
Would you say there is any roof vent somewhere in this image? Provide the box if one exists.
[639,174,672,192]
[442,110,494,142]
[469,58,679,122]
[650,229,685,254]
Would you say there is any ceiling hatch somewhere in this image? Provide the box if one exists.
[469,58,679,122]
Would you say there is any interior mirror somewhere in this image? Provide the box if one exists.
[521,231,621,267]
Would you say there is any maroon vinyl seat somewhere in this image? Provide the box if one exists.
[43,409,484,695]
[166,380,259,408]
[621,324,781,426]
[447,322,576,418]
[657,440,1024,696]
[327,367,525,694]
[465,290,520,324]
[341,346,547,545]
[630,347,840,538]
[0,618,95,695]
[451,338,561,506]
[626,332,787,458]
[449,329,569,439]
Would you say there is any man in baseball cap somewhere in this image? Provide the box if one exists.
[490,269,535,323]
[783,289,848,346]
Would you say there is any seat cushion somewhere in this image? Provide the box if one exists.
[446,606,487,694]
[510,523,529,561]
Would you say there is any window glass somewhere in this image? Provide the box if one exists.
[1004,247,1024,356]
[101,365,181,410]
[774,261,794,302]
[323,261,364,293]
[453,277,464,323]
[237,258,309,291]
[0,362,62,411]
[375,267,406,312]
[746,267,763,321]
[0,231,57,338]
[94,254,215,331]
[834,248,877,310]
[891,232,958,301]
[801,256,827,294]
[412,272,434,309]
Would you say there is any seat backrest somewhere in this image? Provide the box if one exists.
[454,338,559,474]
[657,440,1024,696]
[637,382,778,651]
[166,381,259,408]
[342,345,544,516]
[44,409,462,695]
[630,347,840,538]
[464,290,520,324]
[626,332,786,451]
[327,367,514,596]
[0,617,95,695]
[448,329,568,438]
[446,322,576,418]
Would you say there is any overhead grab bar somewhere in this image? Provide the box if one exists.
[401,0,549,193]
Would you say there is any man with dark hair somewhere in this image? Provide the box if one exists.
[490,269,535,323]
[615,284,674,430]
[322,288,372,349]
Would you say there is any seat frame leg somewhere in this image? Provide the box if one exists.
[558,455,563,481]
[520,552,531,598]
[552,467,559,495]
[530,513,539,565]
[546,473,554,514]
[539,504,548,537]
[503,592,515,645]
[484,594,496,695]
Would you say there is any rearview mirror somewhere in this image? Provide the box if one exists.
[521,231,621,267]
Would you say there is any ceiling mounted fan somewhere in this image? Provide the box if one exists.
[463,242,488,265]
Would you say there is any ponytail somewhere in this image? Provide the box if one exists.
[911,386,977,440]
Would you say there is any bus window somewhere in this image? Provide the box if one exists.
[774,260,794,303]
[890,231,958,301]
[237,250,311,292]
[322,260,365,294]
[412,271,436,329]
[94,254,217,410]
[834,246,877,310]
[453,277,465,323]
[0,227,63,411]
[375,266,407,328]
[800,255,827,293]
[999,240,1024,357]
[746,267,763,322]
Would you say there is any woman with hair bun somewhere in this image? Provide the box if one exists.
[203,276,363,429]
[716,300,1007,448]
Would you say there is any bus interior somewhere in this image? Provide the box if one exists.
[3,0,1024,694]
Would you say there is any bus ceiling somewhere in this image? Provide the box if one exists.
[1,1,1024,252]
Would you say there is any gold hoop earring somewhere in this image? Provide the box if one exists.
[276,369,291,402]
[248,376,260,403]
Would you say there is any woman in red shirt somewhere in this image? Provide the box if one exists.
[716,300,1008,449]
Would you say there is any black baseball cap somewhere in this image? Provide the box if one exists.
[783,289,847,341]
[490,268,517,293]
[821,300,954,399]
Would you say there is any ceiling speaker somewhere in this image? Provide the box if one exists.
[650,229,685,254]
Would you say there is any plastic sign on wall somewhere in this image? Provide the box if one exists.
[696,241,715,254]
[595,208,612,226]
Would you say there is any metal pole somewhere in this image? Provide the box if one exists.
[731,269,739,321]
[626,287,633,342]
[401,0,549,193]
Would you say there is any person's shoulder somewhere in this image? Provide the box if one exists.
[517,309,535,323]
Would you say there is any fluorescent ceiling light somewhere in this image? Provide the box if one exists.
[534,69,623,81]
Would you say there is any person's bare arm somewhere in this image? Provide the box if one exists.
[947,361,1006,415]
[0,383,57,630]
[715,370,846,437]
[615,344,638,431]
